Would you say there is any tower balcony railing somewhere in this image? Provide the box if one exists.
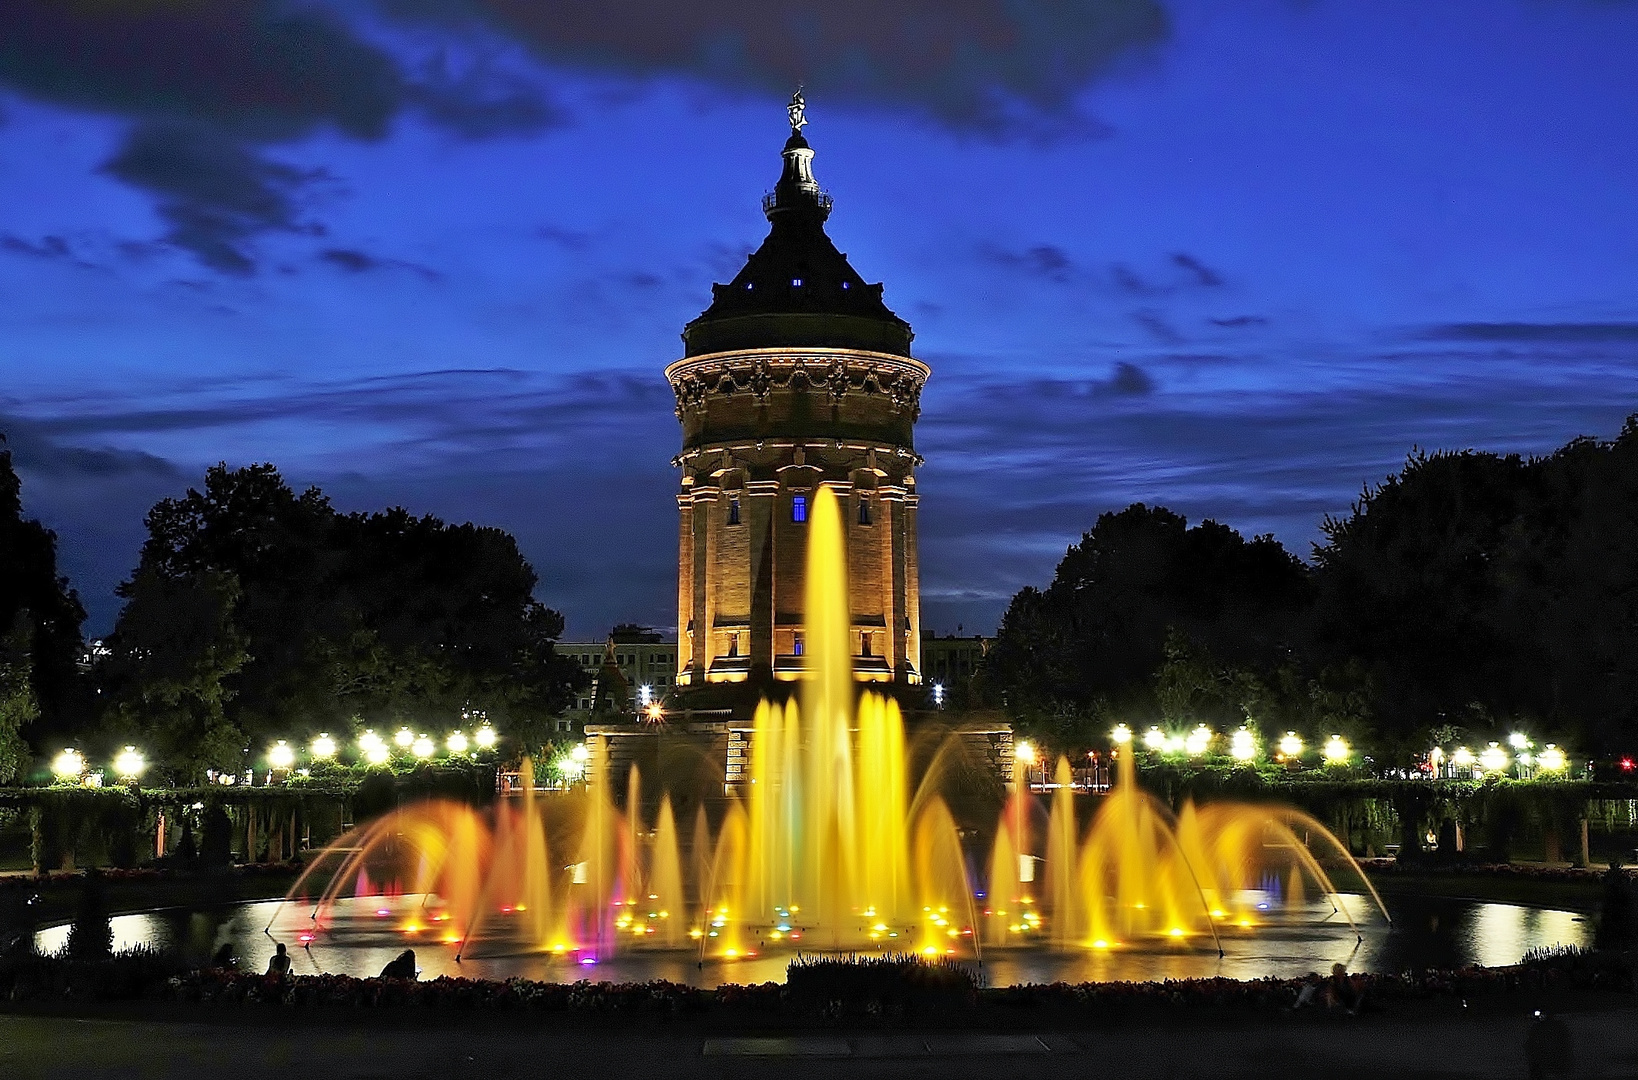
[762,189,833,215]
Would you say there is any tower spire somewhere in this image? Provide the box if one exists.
[767,89,830,221]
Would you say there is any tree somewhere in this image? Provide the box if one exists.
[981,504,1311,751]
[0,614,37,784]
[0,436,86,752]
[104,463,586,770]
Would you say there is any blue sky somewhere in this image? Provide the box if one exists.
[2,0,1636,639]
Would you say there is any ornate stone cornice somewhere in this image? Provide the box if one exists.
[664,347,930,422]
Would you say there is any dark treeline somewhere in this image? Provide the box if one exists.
[982,416,1638,765]
[0,454,585,783]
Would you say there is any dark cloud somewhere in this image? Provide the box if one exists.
[1171,251,1222,286]
[0,0,557,272]
[1425,322,1638,343]
[103,123,325,274]
[1211,315,1267,328]
[536,225,595,251]
[979,242,1074,282]
[1111,262,1150,294]
[390,0,1169,135]
[0,418,179,480]
[1132,310,1181,342]
[0,234,71,260]
[319,247,442,281]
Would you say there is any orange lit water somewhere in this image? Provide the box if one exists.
[279,487,1386,962]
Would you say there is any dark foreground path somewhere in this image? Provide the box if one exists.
[3,1005,1637,1080]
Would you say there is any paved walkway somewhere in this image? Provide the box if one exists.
[3,1006,1637,1079]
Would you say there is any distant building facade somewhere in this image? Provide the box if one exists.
[557,632,679,730]
[920,634,991,699]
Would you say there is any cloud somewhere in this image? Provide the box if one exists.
[1132,310,1181,342]
[102,123,328,274]
[0,418,180,480]
[1424,322,1638,343]
[0,234,72,260]
[0,0,557,272]
[1211,315,1267,328]
[390,0,1170,135]
[1171,251,1222,287]
[319,247,442,280]
[979,242,1075,282]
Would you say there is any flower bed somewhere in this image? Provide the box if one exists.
[2,947,1628,1020]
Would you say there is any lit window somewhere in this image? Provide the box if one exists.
[728,633,740,658]
[861,633,873,657]
[858,499,872,525]
[793,632,804,657]
[792,495,808,522]
[791,277,803,286]
[745,282,754,290]
[841,281,850,290]
[728,497,741,525]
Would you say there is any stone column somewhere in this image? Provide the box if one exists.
[676,493,695,680]
[746,480,780,678]
[692,486,719,680]
[880,482,908,679]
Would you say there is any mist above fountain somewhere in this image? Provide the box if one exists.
[278,486,1384,964]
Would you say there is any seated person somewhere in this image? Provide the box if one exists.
[379,948,417,980]
[266,942,292,977]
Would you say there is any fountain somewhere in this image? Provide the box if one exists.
[274,486,1387,967]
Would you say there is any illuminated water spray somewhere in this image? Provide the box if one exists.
[276,486,1383,962]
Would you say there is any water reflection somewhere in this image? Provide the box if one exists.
[34,891,1587,987]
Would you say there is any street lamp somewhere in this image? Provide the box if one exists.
[51,748,84,782]
[268,740,295,771]
[1143,726,1166,751]
[474,724,498,750]
[1111,723,1132,745]
[311,733,337,760]
[1230,727,1257,762]
[1323,734,1350,765]
[1278,732,1304,759]
[393,727,415,750]
[411,734,435,760]
[1480,742,1510,774]
[1014,740,1036,766]
[1185,725,1213,757]
[113,746,145,783]
[1538,744,1568,772]
[447,731,469,754]
[1508,731,1531,751]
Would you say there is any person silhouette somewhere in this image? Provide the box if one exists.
[379,948,417,980]
[266,942,291,977]
[1525,1009,1574,1079]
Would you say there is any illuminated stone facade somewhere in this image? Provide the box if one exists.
[668,121,927,695]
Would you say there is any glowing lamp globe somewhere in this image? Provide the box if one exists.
[571,742,590,763]
[51,748,84,781]
[1451,746,1475,769]
[1013,740,1036,765]
[113,746,145,781]
[411,734,435,759]
[1508,731,1531,750]
[364,743,391,766]
[1322,735,1350,765]
[268,740,296,771]
[1111,723,1133,745]
[644,702,665,722]
[447,731,469,754]
[1142,726,1166,750]
[1538,744,1567,772]
[1230,728,1256,762]
[393,727,415,749]
[474,724,498,750]
[1480,742,1509,773]
[557,755,584,780]
[1184,725,1213,757]
[1278,732,1303,758]
[310,733,337,760]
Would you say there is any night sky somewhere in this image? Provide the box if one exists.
[2,1,1636,641]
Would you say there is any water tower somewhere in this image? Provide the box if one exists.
[667,92,928,711]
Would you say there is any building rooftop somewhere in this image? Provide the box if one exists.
[681,96,913,359]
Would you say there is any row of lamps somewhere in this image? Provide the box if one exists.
[49,723,499,785]
[1107,723,1354,765]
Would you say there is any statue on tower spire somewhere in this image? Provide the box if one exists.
[787,88,807,134]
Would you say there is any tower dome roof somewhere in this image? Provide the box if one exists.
[682,97,913,358]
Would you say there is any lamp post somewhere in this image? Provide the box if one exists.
[112,746,145,786]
